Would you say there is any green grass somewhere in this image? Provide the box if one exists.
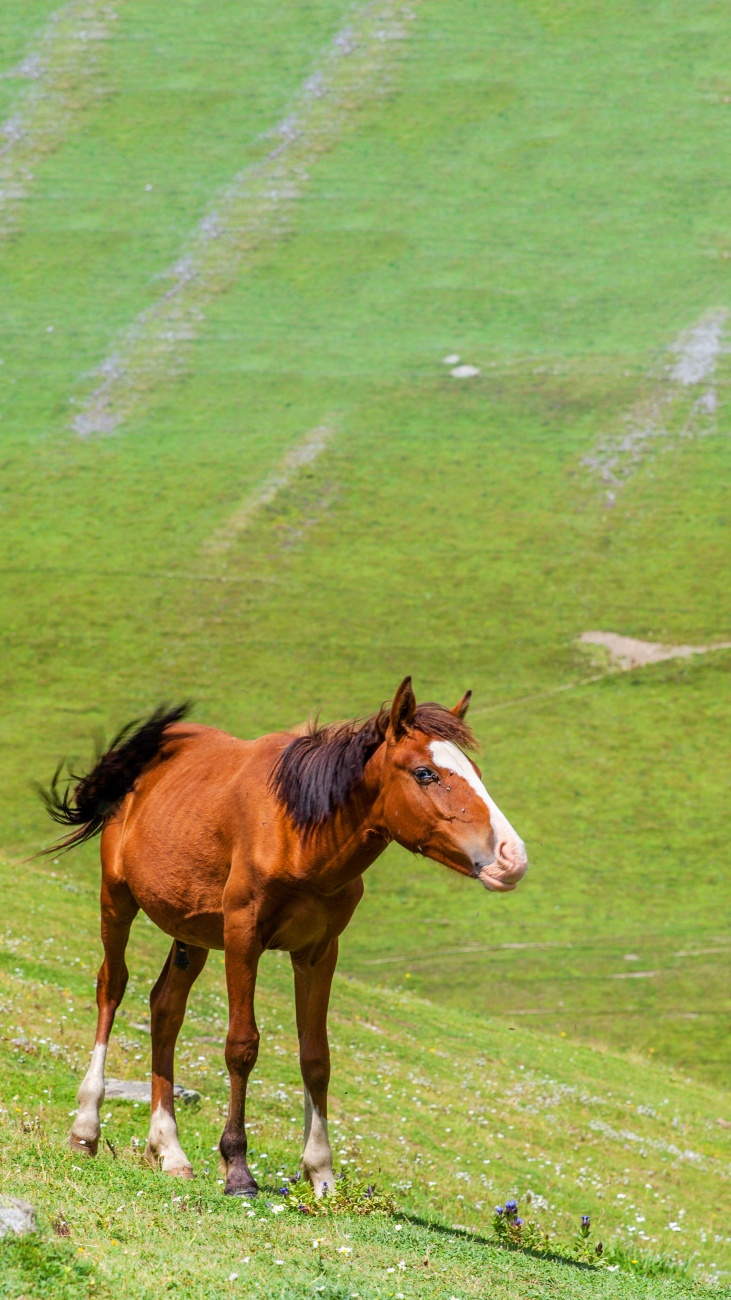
[1,0,730,1292]
[0,877,730,1296]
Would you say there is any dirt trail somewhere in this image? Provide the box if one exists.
[582,308,728,500]
[204,423,335,556]
[72,0,420,438]
[0,0,121,244]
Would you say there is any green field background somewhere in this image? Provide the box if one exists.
[1,0,730,1093]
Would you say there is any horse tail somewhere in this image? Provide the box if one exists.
[37,702,193,855]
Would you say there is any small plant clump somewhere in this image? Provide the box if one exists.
[281,1169,398,1218]
[492,1199,604,1267]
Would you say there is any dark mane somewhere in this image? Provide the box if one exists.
[269,702,477,829]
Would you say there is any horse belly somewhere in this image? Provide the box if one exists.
[120,818,229,951]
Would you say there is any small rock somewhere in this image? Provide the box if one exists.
[104,1079,200,1105]
[0,1198,37,1237]
[10,1037,36,1053]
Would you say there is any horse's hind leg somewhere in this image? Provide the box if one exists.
[145,941,208,1177]
[70,878,138,1156]
[291,940,338,1196]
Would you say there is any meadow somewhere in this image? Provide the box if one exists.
[0,0,730,1292]
[1,874,731,1297]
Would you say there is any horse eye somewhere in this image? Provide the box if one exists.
[413,767,437,785]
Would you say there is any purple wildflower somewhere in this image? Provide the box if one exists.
[581,1215,591,1228]
[494,1206,504,1217]
[505,1200,518,1216]
[279,1186,290,1197]
[515,1217,524,1228]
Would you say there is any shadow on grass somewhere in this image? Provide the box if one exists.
[402,1214,694,1283]
[232,1179,690,1284]
[401,1212,604,1272]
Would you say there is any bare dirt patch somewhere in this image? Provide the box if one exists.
[579,630,731,671]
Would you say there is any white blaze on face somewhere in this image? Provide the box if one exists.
[428,740,525,865]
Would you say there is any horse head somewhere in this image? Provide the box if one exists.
[374,677,528,892]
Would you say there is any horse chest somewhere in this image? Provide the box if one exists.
[261,897,326,950]
[261,889,355,952]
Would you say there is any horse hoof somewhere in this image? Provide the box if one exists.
[69,1132,98,1157]
[224,1182,258,1198]
[165,1165,194,1179]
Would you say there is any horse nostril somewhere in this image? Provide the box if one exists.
[497,838,527,874]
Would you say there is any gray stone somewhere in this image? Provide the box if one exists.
[104,1078,200,1105]
[0,1198,37,1237]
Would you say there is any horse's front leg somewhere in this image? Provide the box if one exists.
[221,920,262,1196]
[291,939,338,1196]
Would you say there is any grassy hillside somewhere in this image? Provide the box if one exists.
[1,853,730,1296]
[1,0,729,1082]
[0,0,730,1291]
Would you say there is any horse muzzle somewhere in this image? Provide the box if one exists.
[474,837,528,892]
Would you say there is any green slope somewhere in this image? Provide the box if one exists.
[0,5,730,1290]
[0,850,730,1295]
[0,0,729,1082]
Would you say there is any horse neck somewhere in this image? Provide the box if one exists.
[301,753,389,883]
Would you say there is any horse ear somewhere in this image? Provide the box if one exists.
[451,689,472,720]
[390,676,417,737]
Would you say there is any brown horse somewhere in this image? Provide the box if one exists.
[42,677,527,1196]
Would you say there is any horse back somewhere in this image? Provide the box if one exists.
[101,723,292,948]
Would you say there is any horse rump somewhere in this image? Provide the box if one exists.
[37,702,192,854]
